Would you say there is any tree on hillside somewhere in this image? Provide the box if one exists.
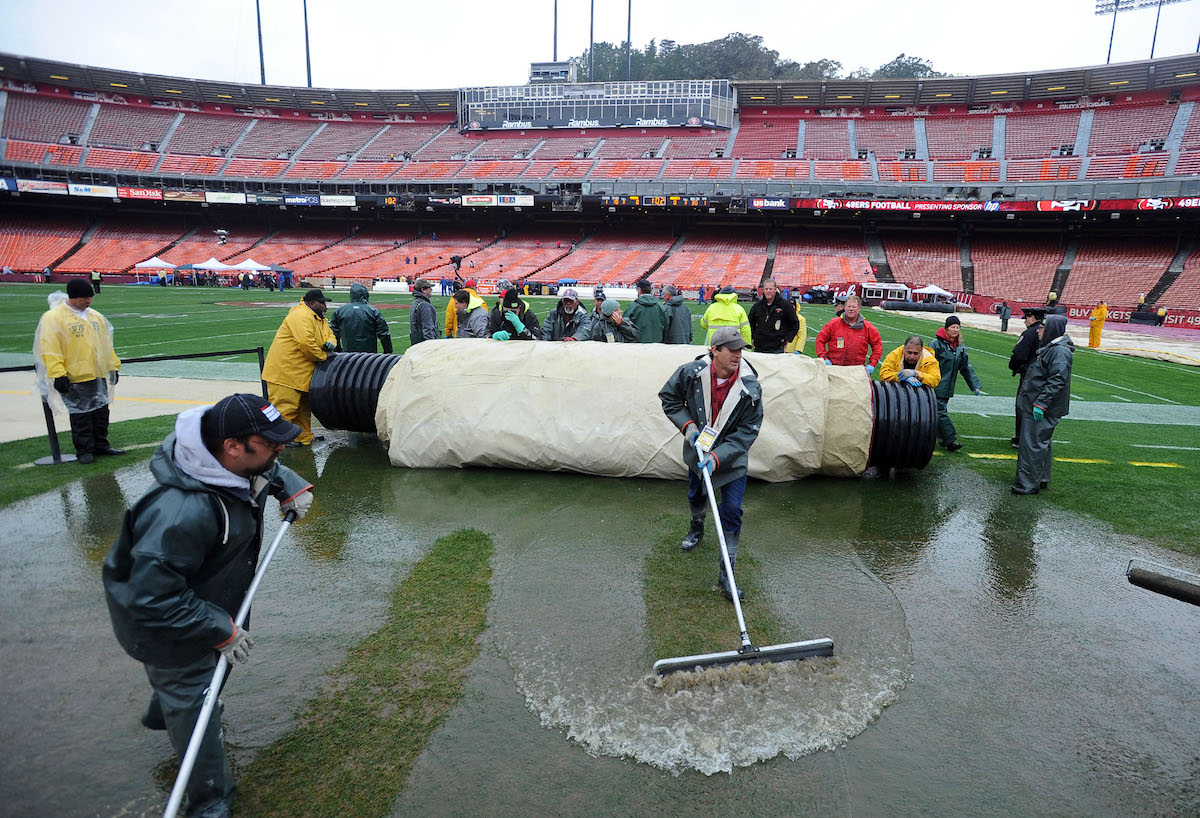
[570,34,945,83]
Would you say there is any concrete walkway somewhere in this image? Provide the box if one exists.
[0,372,267,444]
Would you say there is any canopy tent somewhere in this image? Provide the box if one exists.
[557,278,579,285]
[912,284,955,298]
[134,256,173,268]
[195,257,232,271]
[233,259,270,271]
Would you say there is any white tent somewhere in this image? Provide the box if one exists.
[912,284,955,298]
[134,256,173,268]
[232,259,270,271]
[195,257,232,271]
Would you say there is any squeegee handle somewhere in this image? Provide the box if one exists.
[163,511,297,818]
[697,442,752,647]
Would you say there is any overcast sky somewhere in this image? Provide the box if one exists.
[0,0,1197,90]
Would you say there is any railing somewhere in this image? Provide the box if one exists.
[0,346,266,466]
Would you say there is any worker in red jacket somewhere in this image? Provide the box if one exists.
[814,295,883,373]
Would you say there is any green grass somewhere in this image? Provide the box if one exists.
[644,517,791,662]
[235,529,493,818]
[0,414,175,508]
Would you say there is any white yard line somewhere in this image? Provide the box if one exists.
[1131,443,1200,451]
[1111,394,1132,402]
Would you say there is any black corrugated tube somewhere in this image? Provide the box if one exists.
[868,380,937,470]
[309,352,401,434]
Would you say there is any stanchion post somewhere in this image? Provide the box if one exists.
[34,399,76,466]
[257,346,268,400]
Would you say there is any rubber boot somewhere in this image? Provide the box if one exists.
[718,532,745,602]
[680,504,705,552]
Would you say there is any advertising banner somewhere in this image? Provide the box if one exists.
[467,116,727,131]
[205,191,247,205]
[793,196,1200,213]
[427,196,461,206]
[117,186,163,201]
[246,193,285,205]
[68,183,118,198]
[749,197,790,210]
[17,178,69,195]
[284,194,320,206]
[496,194,534,207]
[165,189,207,202]
[0,177,16,192]
[319,194,356,207]
[461,194,497,207]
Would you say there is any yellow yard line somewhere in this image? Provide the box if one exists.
[1053,457,1110,464]
[968,452,1018,460]
[0,390,31,395]
[1128,461,1183,468]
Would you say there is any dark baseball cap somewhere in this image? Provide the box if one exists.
[202,393,302,444]
[303,288,330,303]
[710,326,748,350]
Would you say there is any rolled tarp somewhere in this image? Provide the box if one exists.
[373,340,877,480]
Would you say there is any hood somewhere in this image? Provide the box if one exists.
[935,327,961,348]
[350,282,370,303]
[1042,314,1069,347]
[714,292,739,305]
[667,294,685,306]
[156,406,251,498]
[634,293,659,306]
[461,292,486,312]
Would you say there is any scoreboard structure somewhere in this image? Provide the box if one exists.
[460,80,734,131]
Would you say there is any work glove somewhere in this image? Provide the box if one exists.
[217,625,253,665]
[492,330,512,341]
[322,341,336,353]
[865,364,875,376]
[687,427,701,447]
[1032,406,1045,422]
[793,350,803,355]
[381,337,394,354]
[973,388,983,396]
[899,368,915,380]
[110,371,119,385]
[823,358,833,366]
[505,310,526,334]
[699,453,717,475]
[53,376,71,394]
[281,489,314,520]
[905,376,922,387]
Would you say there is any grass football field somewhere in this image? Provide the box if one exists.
[3,282,1198,553]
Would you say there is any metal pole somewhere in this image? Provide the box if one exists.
[34,399,76,466]
[589,0,595,81]
[256,0,266,84]
[257,346,268,400]
[1107,0,1120,65]
[553,0,557,61]
[303,0,313,88]
[1150,0,1163,58]
[626,0,632,82]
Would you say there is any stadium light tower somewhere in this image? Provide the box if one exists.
[256,0,266,84]
[303,0,313,87]
[1095,0,1193,62]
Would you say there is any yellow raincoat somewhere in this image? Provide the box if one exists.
[699,292,752,346]
[784,308,808,354]
[1088,303,1107,348]
[37,302,120,383]
[878,345,942,388]
[262,303,335,392]
[445,287,479,338]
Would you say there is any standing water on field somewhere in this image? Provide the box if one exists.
[1,436,1198,816]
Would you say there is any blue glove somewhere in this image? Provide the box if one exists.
[492,330,511,341]
[505,310,526,334]
[793,350,803,355]
[823,358,833,366]
[973,388,982,396]
[865,364,875,376]
[905,376,922,387]
[1032,406,1045,422]
[322,341,336,352]
[687,428,701,447]
[699,453,717,475]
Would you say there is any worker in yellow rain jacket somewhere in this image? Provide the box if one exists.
[878,334,942,388]
[784,299,809,354]
[1088,301,1107,349]
[699,286,752,347]
[34,279,123,463]
[262,288,335,447]
[445,279,480,338]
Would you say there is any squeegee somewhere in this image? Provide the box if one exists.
[653,443,834,676]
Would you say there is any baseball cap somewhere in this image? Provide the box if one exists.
[560,287,579,301]
[414,278,432,291]
[601,298,620,317]
[593,288,606,301]
[202,394,301,444]
[637,279,652,292]
[719,285,735,294]
[304,288,330,303]
[710,326,748,350]
[463,278,477,289]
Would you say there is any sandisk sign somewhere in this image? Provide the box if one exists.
[118,186,163,200]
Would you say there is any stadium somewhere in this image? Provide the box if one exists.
[2,5,1199,816]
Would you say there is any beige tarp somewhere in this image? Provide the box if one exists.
[376,340,873,480]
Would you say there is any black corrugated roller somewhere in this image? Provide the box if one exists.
[310,352,401,434]
[868,380,937,470]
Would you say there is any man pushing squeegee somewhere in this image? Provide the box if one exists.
[655,327,834,676]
